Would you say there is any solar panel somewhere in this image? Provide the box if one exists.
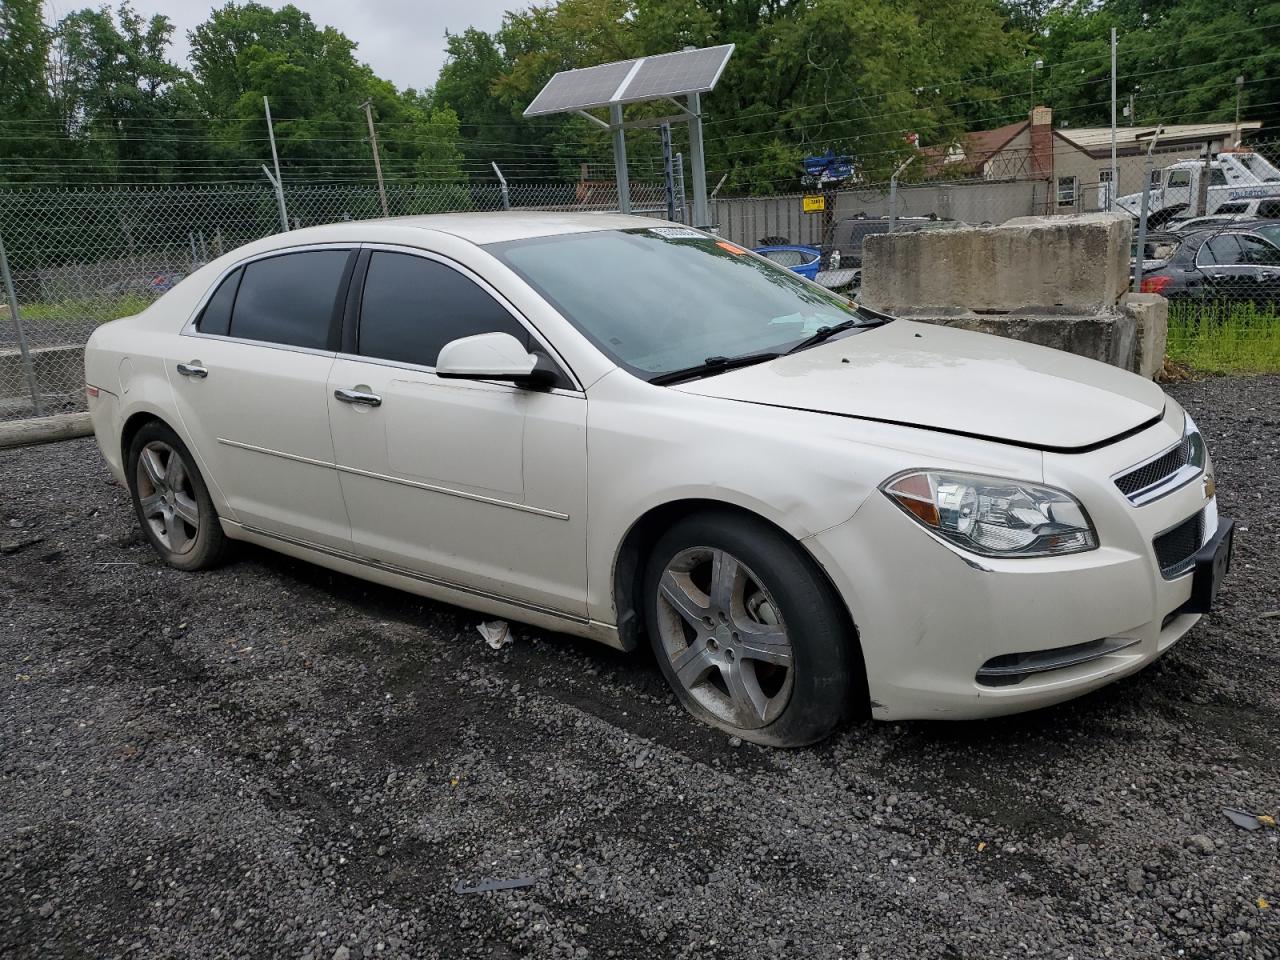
[619,46,733,104]
[523,44,734,118]
[523,60,637,117]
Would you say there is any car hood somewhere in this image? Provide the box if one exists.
[673,319,1166,451]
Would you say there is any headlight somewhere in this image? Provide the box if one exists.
[1184,413,1208,472]
[882,470,1098,558]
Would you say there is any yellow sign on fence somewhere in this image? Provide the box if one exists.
[802,195,826,214]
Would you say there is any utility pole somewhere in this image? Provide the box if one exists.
[263,96,289,231]
[1109,28,1118,212]
[1234,75,1245,145]
[359,99,389,217]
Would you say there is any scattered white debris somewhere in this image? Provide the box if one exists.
[477,620,513,650]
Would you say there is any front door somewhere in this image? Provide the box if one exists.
[168,247,354,550]
[325,248,589,617]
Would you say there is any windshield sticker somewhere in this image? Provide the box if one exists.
[648,227,704,239]
[716,240,748,255]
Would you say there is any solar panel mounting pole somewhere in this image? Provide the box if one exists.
[610,103,631,214]
[1109,28,1118,211]
[687,92,709,229]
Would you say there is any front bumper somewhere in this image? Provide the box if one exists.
[805,408,1226,721]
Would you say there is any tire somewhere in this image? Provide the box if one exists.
[126,421,229,571]
[643,511,857,747]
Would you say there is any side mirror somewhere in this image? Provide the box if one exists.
[435,332,557,390]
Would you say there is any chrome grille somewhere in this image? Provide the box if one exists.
[1116,434,1192,499]
[1153,510,1203,578]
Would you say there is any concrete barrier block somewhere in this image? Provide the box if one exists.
[1121,292,1168,380]
[901,311,1138,371]
[862,213,1133,316]
[0,344,85,400]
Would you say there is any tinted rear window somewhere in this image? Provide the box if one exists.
[229,250,349,349]
[357,252,530,367]
[197,267,241,337]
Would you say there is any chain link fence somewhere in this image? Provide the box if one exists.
[0,179,671,420]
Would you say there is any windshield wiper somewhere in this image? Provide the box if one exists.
[648,351,781,386]
[785,319,858,354]
[784,307,894,355]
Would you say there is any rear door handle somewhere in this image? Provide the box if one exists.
[176,362,207,378]
[334,387,382,407]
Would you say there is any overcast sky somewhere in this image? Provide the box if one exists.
[113,0,523,92]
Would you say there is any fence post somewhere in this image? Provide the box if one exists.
[491,162,511,210]
[0,230,44,417]
[1133,126,1163,294]
[888,156,915,233]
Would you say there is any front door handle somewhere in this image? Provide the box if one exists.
[334,387,382,407]
[176,362,207,378]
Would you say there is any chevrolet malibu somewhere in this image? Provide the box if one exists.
[84,213,1234,746]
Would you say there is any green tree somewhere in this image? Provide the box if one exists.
[0,0,54,181]
[49,4,193,183]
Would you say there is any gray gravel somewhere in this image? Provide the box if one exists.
[2,375,1278,959]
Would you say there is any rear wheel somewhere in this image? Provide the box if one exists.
[644,512,856,746]
[126,422,229,571]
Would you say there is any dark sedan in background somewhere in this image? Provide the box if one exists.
[1137,222,1280,303]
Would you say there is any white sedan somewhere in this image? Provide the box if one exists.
[84,213,1234,746]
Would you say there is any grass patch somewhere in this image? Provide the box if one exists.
[12,293,155,325]
[1166,300,1280,374]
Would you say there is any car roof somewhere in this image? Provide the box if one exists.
[264,211,672,249]
[753,244,819,253]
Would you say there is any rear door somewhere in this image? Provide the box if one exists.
[1238,232,1280,301]
[169,246,355,550]
[1197,233,1280,303]
[326,246,589,617]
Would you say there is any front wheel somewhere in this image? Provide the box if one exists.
[644,512,858,746]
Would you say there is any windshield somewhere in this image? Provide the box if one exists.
[489,227,875,378]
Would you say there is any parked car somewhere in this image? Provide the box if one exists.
[815,214,952,290]
[149,272,187,293]
[1136,225,1280,303]
[85,213,1232,746]
[752,243,821,281]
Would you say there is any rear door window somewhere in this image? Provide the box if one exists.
[1239,235,1280,265]
[229,250,350,349]
[356,252,531,368]
[1198,235,1243,265]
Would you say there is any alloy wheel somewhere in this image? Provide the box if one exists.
[654,546,795,729]
[135,440,201,555]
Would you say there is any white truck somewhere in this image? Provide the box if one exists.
[1114,149,1280,227]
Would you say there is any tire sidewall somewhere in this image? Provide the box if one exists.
[644,512,855,747]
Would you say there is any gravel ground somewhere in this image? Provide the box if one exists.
[2,375,1277,960]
